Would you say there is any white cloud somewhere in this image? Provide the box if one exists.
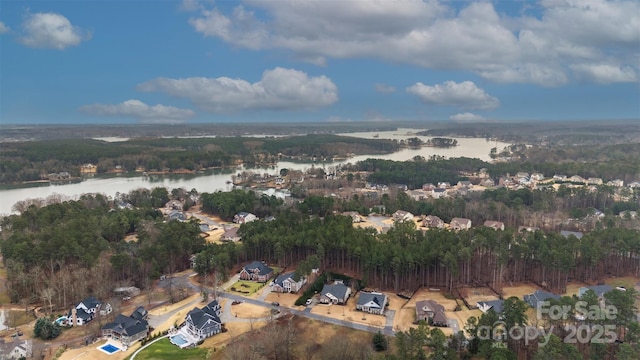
[186,0,640,85]
[407,81,499,110]
[79,100,195,124]
[20,12,90,49]
[375,83,396,93]
[449,112,485,122]
[570,63,637,84]
[137,67,338,112]
[0,21,10,34]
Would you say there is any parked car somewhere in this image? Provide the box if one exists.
[305,298,312,305]
[122,296,131,301]
[271,301,280,306]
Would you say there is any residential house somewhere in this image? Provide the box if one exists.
[272,272,307,293]
[319,281,351,305]
[80,163,97,174]
[184,300,223,342]
[450,218,472,231]
[587,178,603,185]
[578,285,613,299]
[480,178,495,187]
[165,200,184,210]
[515,172,529,180]
[569,175,586,183]
[560,230,584,240]
[422,183,436,191]
[607,179,624,187]
[168,210,186,222]
[239,261,274,282]
[477,300,504,314]
[518,226,540,233]
[415,300,448,327]
[524,290,560,309]
[531,173,545,181]
[432,188,447,199]
[233,212,257,224]
[0,340,31,360]
[629,181,640,188]
[221,227,241,242]
[392,210,414,222]
[406,189,426,201]
[101,307,149,346]
[438,182,451,189]
[342,211,364,223]
[356,292,387,315]
[457,180,472,188]
[68,296,109,326]
[483,220,505,231]
[114,286,141,298]
[422,215,444,229]
[553,174,567,181]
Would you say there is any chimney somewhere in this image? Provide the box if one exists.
[71,307,77,326]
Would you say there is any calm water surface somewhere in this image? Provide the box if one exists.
[0,129,510,215]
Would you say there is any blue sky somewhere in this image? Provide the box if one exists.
[1,0,639,125]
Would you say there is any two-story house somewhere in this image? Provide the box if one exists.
[239,261,274,282]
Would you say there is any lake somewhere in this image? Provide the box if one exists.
[0,129,510,215]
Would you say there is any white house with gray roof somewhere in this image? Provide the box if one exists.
[184,300,222,342]
[272,272,307,293]
[319,281,351,305]
[356,292,387,315]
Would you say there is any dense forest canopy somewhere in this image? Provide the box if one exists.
[0,135,400,184]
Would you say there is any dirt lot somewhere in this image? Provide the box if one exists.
[229,302,270,319]
[459,286,500,307]
[394,289,477,336]
[264,292,303,308]
[502,284,539,299]
[310,300,387,328]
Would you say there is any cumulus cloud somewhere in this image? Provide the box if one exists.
[0,21,10,34]
[407,81,499,110]
[20,12,90,49]
[79,100,195,124]
[449,112,485,122]
[186,0,640,85]
[570,63,637,84]
[137,67,338,112]
[375,83,396,93]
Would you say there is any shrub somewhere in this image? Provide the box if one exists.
[372,332,388,351]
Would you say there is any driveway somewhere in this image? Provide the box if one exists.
[447,318,460,334]
[384,309,395,332]
[147,296,202,329]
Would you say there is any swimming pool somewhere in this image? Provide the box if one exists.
[99,344,120,354]
[170,334,190,348]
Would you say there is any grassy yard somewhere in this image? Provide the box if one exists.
[3,310,34,329]
[132,338,208,360]
[229,280,264,295]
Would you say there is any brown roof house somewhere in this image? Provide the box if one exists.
[483,220,505,231]
[422,215,444,229]
[415,300,448,327]
[392,210,414,222]
[450,218,472,231]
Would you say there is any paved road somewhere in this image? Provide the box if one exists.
[216,291,396,336]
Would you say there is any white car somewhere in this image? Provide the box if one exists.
[305,298,312,305]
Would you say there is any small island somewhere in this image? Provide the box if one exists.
[425,137,459,148]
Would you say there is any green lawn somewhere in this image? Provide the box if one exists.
[229,280,264,294]
[133,338,208,360]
